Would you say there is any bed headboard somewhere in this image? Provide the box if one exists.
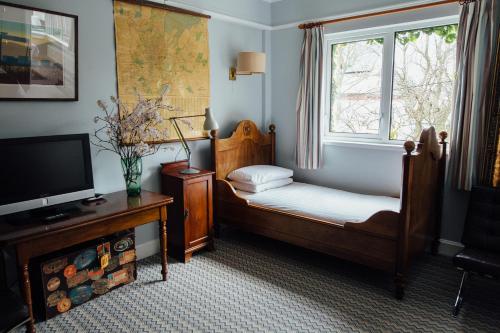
[211,120,275,180]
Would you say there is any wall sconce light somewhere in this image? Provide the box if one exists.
[229,52,266,81]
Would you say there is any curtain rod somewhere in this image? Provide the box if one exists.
[298,0,465,29]
[115,0,211,19]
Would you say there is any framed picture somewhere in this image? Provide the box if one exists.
[0,1,78,101]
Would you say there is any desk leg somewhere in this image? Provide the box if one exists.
[159,209,168,281]
[19,263,36,333]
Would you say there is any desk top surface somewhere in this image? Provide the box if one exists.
[0,190,173,245]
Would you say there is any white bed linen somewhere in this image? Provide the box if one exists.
[236,182,400,225]
[228,165,293,184]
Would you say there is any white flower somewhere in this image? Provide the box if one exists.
[97,100,106,110]
[93,92,180,159]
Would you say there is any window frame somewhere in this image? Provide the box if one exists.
[323,16,459,146]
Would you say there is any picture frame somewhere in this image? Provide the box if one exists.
[0,1,78,101]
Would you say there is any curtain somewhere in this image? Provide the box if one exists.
[494,131,500,187]
[449,0,500,190]
[489,34,500,187]
[296,26,324,169]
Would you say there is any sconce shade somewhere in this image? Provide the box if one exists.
[203,107,219,131]
[236,52,266,75]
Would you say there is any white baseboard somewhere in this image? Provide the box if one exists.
[136,238,160,260]
[437,238,464,257]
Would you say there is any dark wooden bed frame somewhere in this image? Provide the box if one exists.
[210,120,447,298]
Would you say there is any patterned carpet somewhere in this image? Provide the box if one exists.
[32,230,500,333]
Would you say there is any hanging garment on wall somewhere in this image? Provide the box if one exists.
[489,37,500,187]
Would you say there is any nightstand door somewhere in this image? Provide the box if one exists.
[184,175,213,249]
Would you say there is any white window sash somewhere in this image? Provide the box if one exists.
[323,15,459,145]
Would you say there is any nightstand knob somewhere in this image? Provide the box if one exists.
[184,209,189,220]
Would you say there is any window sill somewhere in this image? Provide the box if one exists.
[322,139,406,152]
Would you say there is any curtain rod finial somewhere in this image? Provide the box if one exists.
[298,22,323,30]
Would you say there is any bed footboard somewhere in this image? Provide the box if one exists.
[395,129,447,298]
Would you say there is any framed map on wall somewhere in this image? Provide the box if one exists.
[113,0,210,142]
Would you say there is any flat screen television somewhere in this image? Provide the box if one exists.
[0,134,95,216]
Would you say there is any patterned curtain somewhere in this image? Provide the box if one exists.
[296,26,324,169]
[448,0,500,190]
[494,132,500,187]
[481,33,500,187]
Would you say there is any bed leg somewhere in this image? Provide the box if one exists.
[394,273,405,300]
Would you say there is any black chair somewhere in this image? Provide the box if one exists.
[452,186,500,316]
[0,250,30,333]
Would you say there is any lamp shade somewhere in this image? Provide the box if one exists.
[236,52,266,74]
[203,107,219,131]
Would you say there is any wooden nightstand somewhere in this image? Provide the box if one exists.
[160,161,215,263]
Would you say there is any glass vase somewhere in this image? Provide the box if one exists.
[121,157,143,197]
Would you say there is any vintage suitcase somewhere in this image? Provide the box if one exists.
[31,229,137,321]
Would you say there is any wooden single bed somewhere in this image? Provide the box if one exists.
[210,120,447,298]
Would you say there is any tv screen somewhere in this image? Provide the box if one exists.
[0,134,94,214]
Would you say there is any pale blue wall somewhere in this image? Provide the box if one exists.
[272,0,420,26]
[0,0,469,250]
[270,2,469,243]
[174,0,271,25]
[0,0,267,245]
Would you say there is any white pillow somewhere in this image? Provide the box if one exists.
[231,178,293,193]
[228,165,293,185]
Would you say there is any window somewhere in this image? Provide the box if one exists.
[330,38,384,135]
[325,18,458,144]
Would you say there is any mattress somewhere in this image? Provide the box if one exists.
[235,182,400,225]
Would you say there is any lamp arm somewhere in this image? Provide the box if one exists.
[168,113,209,169]
[170,118,192,167]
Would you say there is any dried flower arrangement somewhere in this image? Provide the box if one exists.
[92,85,176,195]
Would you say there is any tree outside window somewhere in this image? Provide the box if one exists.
[327,21,458,143]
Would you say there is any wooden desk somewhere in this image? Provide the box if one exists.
[0,190,173,333]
